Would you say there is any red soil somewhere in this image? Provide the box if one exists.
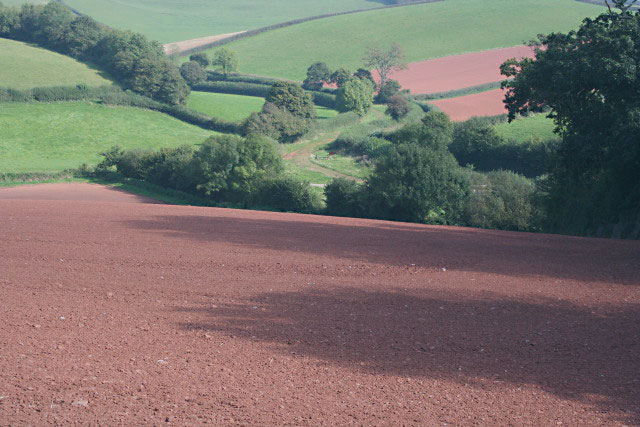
[1,184,639,425]
[375,45,535,94]
[430,88,508,121]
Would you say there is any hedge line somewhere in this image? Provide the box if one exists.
[193,81,337,108]
[170,0,446,58]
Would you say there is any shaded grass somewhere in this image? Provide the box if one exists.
[0,102,215,173]
[62,0,386,43]
[0,38,113,90]
[495,114,559,143]
[311,150,371,179]
[218,0,603,80]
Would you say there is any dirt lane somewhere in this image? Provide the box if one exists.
[1,185,639,425]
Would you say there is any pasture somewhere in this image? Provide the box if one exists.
[216,0,603,80]
[61,0,387,44]
[495,114,559,143]
[0,38,113,90]
[187,91,340,122]
[0,102,214,172]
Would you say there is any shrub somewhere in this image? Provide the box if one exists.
[336,77,374,116]
[385,95,410,120]
[257,177,320,213]
[463,170,540,231]
[303,62,331,91]
[325,178,366,217]
[189,52,210,68]
[180,61,206,86]
[266,81,316,119]
[375,79,401,104]
[450,117,505,166]
[243,102,310,143]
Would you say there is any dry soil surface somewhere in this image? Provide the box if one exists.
[163,32,246,55]
[1,183,639,425]
[430,88,509,121]
[376,46,535,95]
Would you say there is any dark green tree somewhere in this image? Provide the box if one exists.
[265,81,316,119]
[385,95,410,120]
[303,62,331,91]
[449,117,504,167]
[180,60,206,85]
[189,52,210,68]
[329,68,352,88]
[375,79,401,104]
[501,6,640,236]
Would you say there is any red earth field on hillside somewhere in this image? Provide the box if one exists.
[1,184,639,425]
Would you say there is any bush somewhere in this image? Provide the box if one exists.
[257,177,320,213]
[243,102,310,143]
[180,61,206,86]
[375,79,401,104]
[266,81,316,119]
[385,95,410,120]
[303,62,331,91]
[450,117,505,166]
[463,170,540,231]
[336,77,374,116]
[189,52,210,68]
[324,178,365,217]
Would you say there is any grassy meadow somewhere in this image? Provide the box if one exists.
[187,91,340,122]
[0,38,113,90]
[61,0,385,43]
[495,114,559,143]
[0,102,215,172]
[213,0,603,80]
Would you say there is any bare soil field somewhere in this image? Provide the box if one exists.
[379,46,535,95]
[430,88,508,121]
[1,183,639,425]
[163,32,246,56]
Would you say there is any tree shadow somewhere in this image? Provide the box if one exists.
[121,214,640,285]
[176,286,640,424]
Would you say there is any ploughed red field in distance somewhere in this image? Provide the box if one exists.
[429,88,510,121]
[375,45,535,95]
[1,183,639,425]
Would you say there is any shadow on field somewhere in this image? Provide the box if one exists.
[123,214,640,285]
[177,287,640,424]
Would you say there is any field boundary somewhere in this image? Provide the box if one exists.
[169,0,445,58]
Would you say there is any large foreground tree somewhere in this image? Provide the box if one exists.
[501,5,640,237]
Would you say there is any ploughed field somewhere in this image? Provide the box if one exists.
[1,184,639,425]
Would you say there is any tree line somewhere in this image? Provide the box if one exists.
[0,1,189,104]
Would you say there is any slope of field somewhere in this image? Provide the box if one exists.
[187,92,265,122]
[61,0,387,44]
[430,89,507,121]
[187,92,340,122]
[381,45,535,94]
[0,184,638,425]
[219,0,602,81]
[0,102,213,172]
[495,114,559,142]
[0,38,113,90]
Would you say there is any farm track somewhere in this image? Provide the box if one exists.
[0,183,639,425]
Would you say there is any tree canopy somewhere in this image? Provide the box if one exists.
[501,6,640,236]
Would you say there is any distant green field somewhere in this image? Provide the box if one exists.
[62,0,385,44]
[187,92,264,121]
[187,91,339,121]
[0,102,214,172]
[216,0,603,80]
[495,114,559,143]
[0,38,113,90]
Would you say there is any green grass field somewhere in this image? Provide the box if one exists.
[495,114,559,143]
[214,0,603,80]
[0,38,113,90]
[61,0,385,44]
[0,102,215,173]
[187,91,339,121]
